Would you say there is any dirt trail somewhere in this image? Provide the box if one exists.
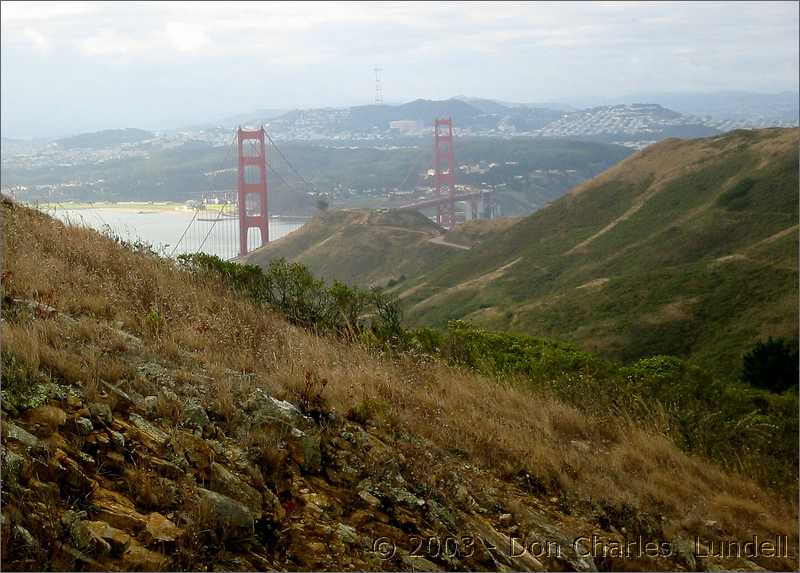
[428,235,471,250]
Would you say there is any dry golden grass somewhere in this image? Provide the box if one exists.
[2,202,797,549]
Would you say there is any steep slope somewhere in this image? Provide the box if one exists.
[2,200,797,571]
[397,128,799,376]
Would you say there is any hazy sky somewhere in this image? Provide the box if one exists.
[2,1,798,138]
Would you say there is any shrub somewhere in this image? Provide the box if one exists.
[177,254,404,343]
[741,337,799,393]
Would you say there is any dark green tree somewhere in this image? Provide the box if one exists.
[741,337,798,393]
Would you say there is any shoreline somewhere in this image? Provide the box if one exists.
[29,202,312,220]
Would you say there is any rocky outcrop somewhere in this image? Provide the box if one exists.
[1,317,792,572]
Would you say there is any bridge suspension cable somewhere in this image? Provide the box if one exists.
[169,131,236,257]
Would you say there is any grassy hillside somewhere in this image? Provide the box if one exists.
[2,200,797,571]
[242,209,470,288]
[397,128,799,377]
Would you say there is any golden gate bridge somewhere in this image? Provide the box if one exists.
[44,117,495,262]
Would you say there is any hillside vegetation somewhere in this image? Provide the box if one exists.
[1,200,797,571]
[399,128,799,377]
[242,209,464,288]
[264,128,798,378]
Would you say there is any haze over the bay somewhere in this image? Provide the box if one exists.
[1,1,798,138]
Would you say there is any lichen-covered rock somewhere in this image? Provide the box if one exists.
[86,520,132,554]
[88,402,113,425]
[243,388,309,428]
[196,487,255,540]
[100,381,135,411]
[143,512,182,545]
[209,462,263,518]
[90,488,148,531]
[1,448,26,489]
[2,421,39,449]
[170,430,215,471]
[183,400,209,429]
[109,429,125,450]
[74,416,93,435]
[121,542,169,571]
[126,413,169,450]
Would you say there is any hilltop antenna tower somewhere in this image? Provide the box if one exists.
[373,67,383,104]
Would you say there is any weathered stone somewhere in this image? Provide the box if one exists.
[85,520,131,554]
[109,430,125,450]
[209,462,263,518]
[143,512,182,544]
[1,448,26,485]
[289,434,322,474]
[336,522,359,545]
[88,402,113,425]
[100,381,134,411]
[196,487,255,539]
[91,487,148,531]
[243,388,308,427]
[24,405,67,435]
[147,456,185,479]
[57,543,103,569]
[51,449,97,493]
[122,543,169,571]
[128,413,169,450]
[171,430,215,471]
[2,421,39,448]
[183,401,209,429]
[67,518,107,554]
[74,417,93,435]
[358,490,381,507]
[470,515,546,571]
[29,478,59,498]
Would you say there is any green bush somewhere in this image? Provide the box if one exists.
[741,337,799,393]
[177,253,403,343]
[407,321,798,491]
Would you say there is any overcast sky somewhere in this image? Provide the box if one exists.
[1,1,798,138]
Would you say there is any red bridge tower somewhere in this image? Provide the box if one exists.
[237,127,269,256]
[433,118,456,230]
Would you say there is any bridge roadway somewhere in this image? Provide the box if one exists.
[397,189,487,210]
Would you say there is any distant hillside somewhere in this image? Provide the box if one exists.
[56,128,154,149]
[625,91,800,123]
[242,209,465,287]
[242,210,523,291]
[395,128,798,376]
[537,104,720,142]
[260,97,748,143]
[267,98,564,135]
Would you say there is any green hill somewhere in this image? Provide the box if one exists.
[242,209,466,287]
[398,128,799,376]
[250,128,798,378]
